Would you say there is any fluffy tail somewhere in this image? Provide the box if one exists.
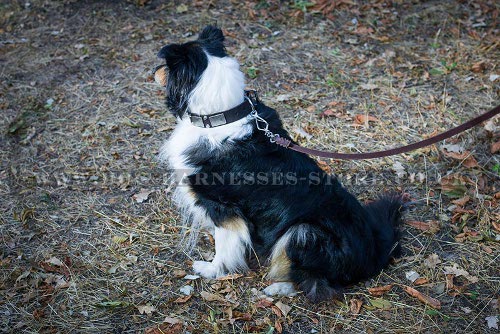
[364,195,404,261]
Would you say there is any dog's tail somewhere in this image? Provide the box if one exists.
[363,194,404,262]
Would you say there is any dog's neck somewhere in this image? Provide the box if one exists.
[187,54,246,117]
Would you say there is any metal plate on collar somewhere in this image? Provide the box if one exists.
[190,115,204,127]
[209,113,227,127]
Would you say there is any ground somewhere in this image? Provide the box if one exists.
[0,0,499,333]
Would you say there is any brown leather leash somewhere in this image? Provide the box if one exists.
[273,105,500,160]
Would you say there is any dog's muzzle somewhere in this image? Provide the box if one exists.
[153,64,168,87]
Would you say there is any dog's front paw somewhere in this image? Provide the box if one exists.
[193,261,221,279]
[263,282,297,297]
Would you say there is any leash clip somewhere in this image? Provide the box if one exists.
[245,96,281,144]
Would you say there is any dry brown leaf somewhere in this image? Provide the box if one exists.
[443,263,479,283]
[275,301,292,317]
[423,254,442,269]
[406,220,440,233]
[446,274,454,289]
[350,298,363,314]
[216,273,243,281]
[367,284,393,297]
[255,298,273,309]
[271,305,282,317]
[491,141,500,154]
[232,311,252,321]
[403,286,441,309]
[173,294,192,304]
[172,269,187,278]
[471,61,486,73]
[275,319,283,333]
[200,291,226,303]
[414,278,429,285]
[452,195,470,207]
[441,150,478,168]
[354,114,379,125]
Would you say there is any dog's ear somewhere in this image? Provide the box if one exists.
[198,25,224,44]
[157,44,188,69]
[198,25,227,57]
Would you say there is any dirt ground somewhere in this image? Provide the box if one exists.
[1,0,499,333]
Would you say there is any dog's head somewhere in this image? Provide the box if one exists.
[155,26,231,118]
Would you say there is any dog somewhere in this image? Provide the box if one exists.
[154,26,403,301]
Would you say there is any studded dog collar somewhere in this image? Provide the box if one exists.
[188,90,259,128]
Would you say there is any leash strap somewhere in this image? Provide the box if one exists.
[274,105,500,160]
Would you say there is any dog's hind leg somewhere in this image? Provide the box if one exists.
[193,217,251,278]
[263,227,298,297]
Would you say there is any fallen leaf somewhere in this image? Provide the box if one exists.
[491,141,500,154]
[45,257,64,267]
[137,304,156,315]
[414,277,429,285]
[452,195,470,207]
[406,220,440,233]
[232,311,252,321]
[403,286,441,309]
[485,315,499,329]
[132,189,153,203]
[441,149,478,168]
[275,319,283,333]
[441,144,464,153]
[443,263,479,283]
[275,301,292,317]
[367,284,393,297]
[471,61,486,73]
[369,298,392,310]
[173,294,192,303]
[354,114,379,125]
[350,298,363,314]
[200,291,226,303]
[405,271,420,283]
[173,269,187,278]
[440,174,469,198]
[423,254,442,269]
[255,298,274,309]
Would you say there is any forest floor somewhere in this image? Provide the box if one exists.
[1,0,499,333]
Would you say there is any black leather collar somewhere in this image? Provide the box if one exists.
[187,90,259,128]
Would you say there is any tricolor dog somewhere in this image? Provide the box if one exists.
[154,26,403,301]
